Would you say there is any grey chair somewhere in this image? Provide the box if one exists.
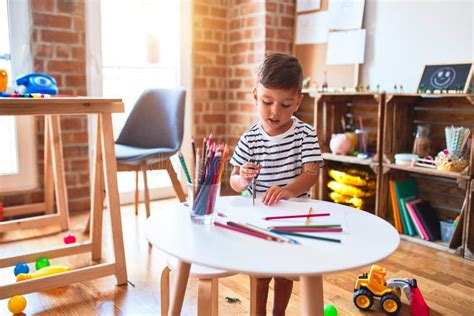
[115,88,187,217]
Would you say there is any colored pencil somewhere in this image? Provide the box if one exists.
[178,151,192,184]
[270,230,341,243]
[214,221,274,241]
[246,223,299,244]
[227,222,284,242]
[267,227,343,233]
[305,207,313,225]
[263,213,330,220]
[268,224,341,229]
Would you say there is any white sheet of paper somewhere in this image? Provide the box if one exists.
[297,0,321,12]
[327,29,366,65]
[328,0,365,31]
[295,11,329,45]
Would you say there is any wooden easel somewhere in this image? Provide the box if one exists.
[0,97,128,299]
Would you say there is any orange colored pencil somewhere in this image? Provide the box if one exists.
[305,207,313,225]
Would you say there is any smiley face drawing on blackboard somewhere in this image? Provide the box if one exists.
[430,67,456,89]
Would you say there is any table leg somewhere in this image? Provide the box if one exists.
[100,113,128,285]
[300,275,324,316]
[44,116,55,214]
[168,260,191,316]
[91,116,104,261]
[48,115,69,231]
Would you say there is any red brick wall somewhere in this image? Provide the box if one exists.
[192,1,228,143]
[0,0,90,213]
[192,0,295,192]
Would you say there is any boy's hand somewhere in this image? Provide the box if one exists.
[263,186,295,205]
[239,162,260,187]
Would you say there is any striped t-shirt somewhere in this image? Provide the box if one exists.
[230,116,323,197]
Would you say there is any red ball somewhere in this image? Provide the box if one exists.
[64,233,76,244]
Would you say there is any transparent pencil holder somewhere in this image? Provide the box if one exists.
[187,182,221,225]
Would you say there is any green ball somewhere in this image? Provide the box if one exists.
[35,257,50,270]
[324,303,337,316]
[241,190,250,197]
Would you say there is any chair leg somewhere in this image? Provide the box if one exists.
[142,164,151,218]
[134,170,139,216]
[250,275,258,316]
[166,158,186,202]
[198,278,219,316]
[160,266,171,315]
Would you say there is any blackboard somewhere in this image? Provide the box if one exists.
[418,63,473,93]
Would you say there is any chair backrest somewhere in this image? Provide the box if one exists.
[116,88,186,151]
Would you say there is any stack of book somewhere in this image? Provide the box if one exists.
[389,179,441,241]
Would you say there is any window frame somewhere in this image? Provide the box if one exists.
[0,0,37,193]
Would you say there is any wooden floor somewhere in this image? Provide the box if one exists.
[1,198,474,315]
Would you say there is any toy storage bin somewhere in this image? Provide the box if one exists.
[440,220,454,243]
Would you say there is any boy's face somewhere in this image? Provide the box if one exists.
[253,83,303,136]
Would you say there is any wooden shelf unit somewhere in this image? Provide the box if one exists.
[379,94,474,258]
[296,91,474,259]
[296,92,384,214]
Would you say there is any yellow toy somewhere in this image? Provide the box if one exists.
[327,181,375,198]
[328,169,375,187]
[16,265,71,282]
[329,191,365,209]
[8,295,27,314]
[353,265,401,315]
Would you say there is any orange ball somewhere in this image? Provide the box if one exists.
[8,295,27,314]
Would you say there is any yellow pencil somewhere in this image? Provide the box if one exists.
[305,207,313,225]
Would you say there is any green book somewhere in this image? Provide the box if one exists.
[394,179,417,235]
[400,196,417,236]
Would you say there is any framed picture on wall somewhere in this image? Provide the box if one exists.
[418,62,473,93]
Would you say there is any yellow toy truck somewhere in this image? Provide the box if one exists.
[353,265,402,315]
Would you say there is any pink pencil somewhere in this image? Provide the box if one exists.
[268,227,343,233]
[263,213,330,220]
[214,222,274,241]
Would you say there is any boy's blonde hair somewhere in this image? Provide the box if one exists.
[257,53,303,92]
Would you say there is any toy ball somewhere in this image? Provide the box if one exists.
[35,257,51,271]
[330,133,353,155]
[64,232,77,244]
[8,295,27,314]
[14,262,30,276]
[324,303,337,316]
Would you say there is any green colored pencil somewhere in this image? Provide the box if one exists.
[178,151,192,183]
[270,230,341,243]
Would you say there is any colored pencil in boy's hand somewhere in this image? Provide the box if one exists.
[305,207,313,225]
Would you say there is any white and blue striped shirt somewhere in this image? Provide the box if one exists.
[230,116,323,197]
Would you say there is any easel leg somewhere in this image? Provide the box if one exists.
[300,275,324,316]
[100,113,128,285]
[91,117,104,261]
[48,115,69,231]
[44,116,55,214]
[168,260,191,316]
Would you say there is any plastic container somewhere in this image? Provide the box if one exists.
[394,153,418,166]
[439,220,454,243]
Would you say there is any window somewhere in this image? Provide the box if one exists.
[0,0,36,192]
[87,0,190,202]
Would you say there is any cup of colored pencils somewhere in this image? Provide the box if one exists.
[180,135,229,225]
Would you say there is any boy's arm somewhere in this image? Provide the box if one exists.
[230,164,259,193]
[263,162,320,205]
[284,162,320,196]
[230,166,248,193]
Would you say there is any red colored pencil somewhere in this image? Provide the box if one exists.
[266,227,343,233]
[263,213,330,220]
[214,221,274,241]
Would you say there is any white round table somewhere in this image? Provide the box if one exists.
[145,196,399,316]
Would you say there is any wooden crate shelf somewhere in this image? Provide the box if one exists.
[322,152,374,166]
[296,91,474,259]
[383,163,470,181]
